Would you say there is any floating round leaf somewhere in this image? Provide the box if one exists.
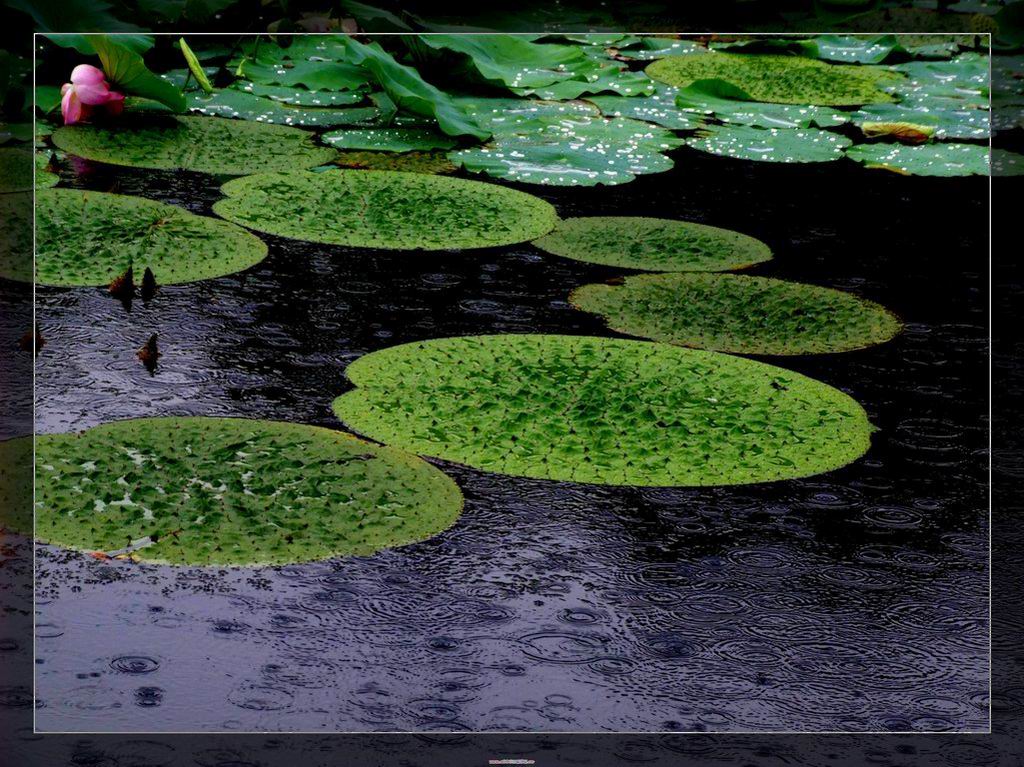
[533,216,771,272]
[647,52,897,105]
[36,189,269,286]
[0,193,32,282]
[571,273,902,355]
[333,334,875,487]
[187,89,381,128]
[685,125,852,163]
[845,142,989,176]
[214,170,557,250]
[32,417,464,566]
[52,115,335,175]
[321,127,457,152]
[0,437,32,534]
[0,147,32,193]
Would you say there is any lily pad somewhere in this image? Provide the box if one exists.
[35,189,269,287]
[571,273,902,355]
[0,437,31,534]
[450,115,682,186]
[686,124,852,163]
[213,170,557,250]
[886,53,990,108]
[850,102,989,140]
[334,150,455,174]
[647,52,898,105]
[332,334,874,487]
[586,84,703,130]
[232,81,367,106]
[674,80,848,129]
[532,216,771,272]
[0,147,33,192]
[322,127,457,152]
[845,142,989,176]
[32,417,463,566]
[0,193,32,282]
[35,150,59,189]
[514,65,657,100]
[187,89,381,128]
[52,115,335,175]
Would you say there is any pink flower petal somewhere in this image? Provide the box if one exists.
[70,64,107,87]
[104,91,125,116]
[61,82,72,96]
[61,87,84,125]
[74,82,113,106]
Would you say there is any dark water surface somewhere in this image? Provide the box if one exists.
[33,149,989,732]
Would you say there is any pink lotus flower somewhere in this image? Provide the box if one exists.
[60,64,125,125]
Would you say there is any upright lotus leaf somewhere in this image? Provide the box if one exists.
[32,418,464,566]
[179,37,213,93]
[450,115,682,186]
[35,189,269,286]
[674,80,848,129]
[187,89,381,128]
[586,84,702,130]
[850,103,989,141]
[52,115,335,175]
[332,334,875,487]
[886,53,989,107]
[0,147,32,192]
[570,273,902,355]
[213,170,557,250]
[232,81,367,107]
[686,124,852,163]
[337,37,489,140]
[533,216,771,272]
[845,142,989,176]
[321,127,457,152]
[647,52,898,105]
[416,34,593,89]
[90,35,186,112]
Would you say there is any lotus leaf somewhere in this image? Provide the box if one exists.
[0,193,31,282]
[845,142,990,176]
[35,150,59,189]
[322,127,457,152]
[31,417,463,566]
[232,81,367,106]
[570,273,902,355]
[647,52,898,105]
[586,85,702,130]
[334,150,455,174]
[514,65,657,100]
[187,89,381,128]
[850,102,989,140]
[0,147,32,192]
[450,115,682,186]
[35,189,268,286]
[685,125,853,163]
[235,58,371,92]
[332,334,875,487]
[51,115,335,175]
[0,437,31,534]
[674,80,848,129]
[213,170,557,250]
[533,217,771,272]
[886,53,989,107]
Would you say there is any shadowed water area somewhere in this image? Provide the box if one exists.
[33,147,988,732]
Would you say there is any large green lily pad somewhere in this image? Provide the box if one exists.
[845,142,989,176]
[571,273,902,355]
[674,80,848,129]
[0,193,32,282]
[532,216,771,272]
[685,125,852,163]
[51,115,336,175]
[647,52,898,105]
[586,84,703,130]
[35,189,269,286]
[332,334,874,487]
[0,437,31,534]
[32,417,463,566]
[213,170,557,250]
[0,147,32,193]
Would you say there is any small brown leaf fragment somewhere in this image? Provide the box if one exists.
[88,551,111,561]
[109,266,134,298]
[860,121,936,145]
[138,333,161,373]
[141,267,157,300]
